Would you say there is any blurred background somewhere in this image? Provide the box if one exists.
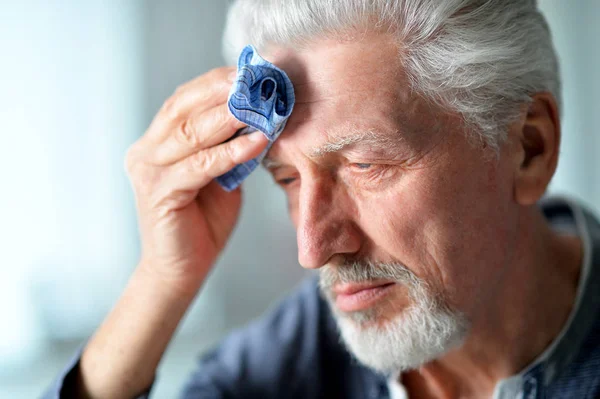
[0,0,597,397]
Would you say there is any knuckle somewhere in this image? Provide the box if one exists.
[173,84,186,95]
[223,141,238,162]
[189,151,212,173]
[124,141,163,195]
[134,170,155,196]
[160,94,181,120]
[130,162,161,197]
[176,117,201,148]
[124,142,141,175]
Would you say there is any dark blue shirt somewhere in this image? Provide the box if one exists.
[44,197,600,398]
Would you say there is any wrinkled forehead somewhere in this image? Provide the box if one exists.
[261,35,451,160]
[264,35,404,108]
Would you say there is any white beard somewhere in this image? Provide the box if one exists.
[320,260,469,374]
[333,297,468,374]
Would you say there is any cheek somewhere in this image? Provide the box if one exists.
[355,158,516,307]
[355,179,450,292]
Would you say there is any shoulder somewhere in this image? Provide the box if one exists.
[548,312,600,398]
[545,196,600,397]
[180,275,346,399]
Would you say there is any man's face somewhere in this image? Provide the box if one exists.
[263,33,521,371]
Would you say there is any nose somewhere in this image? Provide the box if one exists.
[296,177,362,269]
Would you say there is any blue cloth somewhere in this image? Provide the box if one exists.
[216,45,295,191]
[41,197,600,398]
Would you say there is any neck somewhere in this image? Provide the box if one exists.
[403,206,583,399]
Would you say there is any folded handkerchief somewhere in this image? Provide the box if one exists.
[216,45,295,191]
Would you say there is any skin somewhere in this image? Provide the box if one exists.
[263,34,582,398]
[71,69,271,398]
[71,32,582,399]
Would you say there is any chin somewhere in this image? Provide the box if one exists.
[332,301,469,375]
[318,260,470,373]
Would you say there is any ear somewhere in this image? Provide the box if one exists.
[513,93,561,206]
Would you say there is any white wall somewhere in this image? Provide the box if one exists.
[542,0,600,213]
[0,0,144,370]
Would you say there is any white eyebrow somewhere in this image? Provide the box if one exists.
[309,128,399,158]
[261,126,402,170]
[261,157,284,170]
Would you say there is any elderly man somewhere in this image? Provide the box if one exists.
[45,0,600,398]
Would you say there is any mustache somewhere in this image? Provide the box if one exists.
[318,259,423,292]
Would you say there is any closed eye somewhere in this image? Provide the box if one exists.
[352,163,373,170]
[277,177,297,186]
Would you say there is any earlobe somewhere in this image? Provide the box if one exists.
[513,93,561,206]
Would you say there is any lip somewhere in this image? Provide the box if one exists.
[333,281,396,313]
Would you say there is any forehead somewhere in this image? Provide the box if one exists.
[263,33,423,159]
[269,33,404,102]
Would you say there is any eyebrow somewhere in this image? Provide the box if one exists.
[262,157,285,170]
[261,126,403,170]
[308,129,398,158]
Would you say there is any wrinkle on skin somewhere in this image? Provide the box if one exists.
[262,32,505,316]
[257,31,580,398]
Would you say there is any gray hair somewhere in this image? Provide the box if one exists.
[222,0,561,149]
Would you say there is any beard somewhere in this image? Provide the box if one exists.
[319,260,469,375]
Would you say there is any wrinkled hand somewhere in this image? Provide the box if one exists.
[125,67,269,293]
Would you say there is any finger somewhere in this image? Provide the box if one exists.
[152,104,247,166]
[145,67,236,141]
[166,131,269,192]
[159,67,235,120]
[197,181,242,247]
[178,66,236,94]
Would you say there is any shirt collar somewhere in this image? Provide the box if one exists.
[494,196,600,399]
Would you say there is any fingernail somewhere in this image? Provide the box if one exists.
[247,131,265,142]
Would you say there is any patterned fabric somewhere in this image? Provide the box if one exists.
[216,45,295,191]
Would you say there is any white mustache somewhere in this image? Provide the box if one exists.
[318,260,423,293]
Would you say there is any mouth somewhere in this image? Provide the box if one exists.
[332,280,396,313]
